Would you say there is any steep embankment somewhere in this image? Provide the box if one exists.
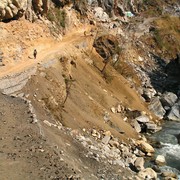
[0,15,155,179]
[1,0,179,179]
[0,17,150,179]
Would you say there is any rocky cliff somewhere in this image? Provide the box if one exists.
[0,0,48,21]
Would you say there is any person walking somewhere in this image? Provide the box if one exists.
[33,49,37,59]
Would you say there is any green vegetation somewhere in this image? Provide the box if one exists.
[47,8,66,28]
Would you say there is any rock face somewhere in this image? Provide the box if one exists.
[0,0,49,21]
[0,0,28,20]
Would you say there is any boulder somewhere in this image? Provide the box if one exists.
[146,122,162,132]
[155,155,166,166]
[138,168,157,179]
[134,157,144,171]
[167,100,180,121]
[136,115,150,123]
[137,141,155,153]
[161,171,177,178]
[132,120,141,133]
[111,107,116,113]
[93,7,109,22]
[160,92,178,107]
[149,97,166,119]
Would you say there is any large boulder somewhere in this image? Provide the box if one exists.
[137,140,155,153]
[149,97,166,119]
[160,92,178,107]
[167,100,180,121]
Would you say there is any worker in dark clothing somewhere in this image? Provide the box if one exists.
[33,49,37,59]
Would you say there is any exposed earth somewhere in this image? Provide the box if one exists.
[0,0,180,180]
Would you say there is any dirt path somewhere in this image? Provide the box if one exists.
[0,26,92,79]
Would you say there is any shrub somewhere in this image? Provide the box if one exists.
[103,71,114,83]
[47,8,66,28]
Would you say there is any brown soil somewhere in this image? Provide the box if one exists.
[0,18,151,179]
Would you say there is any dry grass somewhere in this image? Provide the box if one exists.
[153,16,180,58]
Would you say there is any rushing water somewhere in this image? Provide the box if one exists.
[151,121,180,179]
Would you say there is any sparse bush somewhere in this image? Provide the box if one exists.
[47,8,66,28]
[114,60,140,85]
[153,29,164,48]
[103,71,114,83]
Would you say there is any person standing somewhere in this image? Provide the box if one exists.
[33,49,37,59]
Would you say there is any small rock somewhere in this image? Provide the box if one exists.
[104,112,111,122]
[123,117,128,121]
[91,129,97,137]
[111,107,116,113]
[117,104,122,113]
[104,131,111,136]
[109,140,119,147]
[146,152,152,157]
[13,136,21,140]
[155,155,166,166]
[102,135,111,145]
[43,120,52,127]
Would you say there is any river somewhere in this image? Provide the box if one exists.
[151,121,180,179]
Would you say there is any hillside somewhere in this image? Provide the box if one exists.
[0,0,180,179]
